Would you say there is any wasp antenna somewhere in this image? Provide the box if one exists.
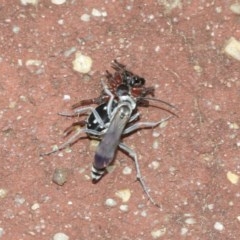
[138,97,177,110]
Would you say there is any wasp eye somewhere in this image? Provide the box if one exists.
[131,76,145,86]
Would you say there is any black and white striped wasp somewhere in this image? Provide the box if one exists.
[41,61,176,207]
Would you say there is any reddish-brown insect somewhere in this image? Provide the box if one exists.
[72,60,155,109]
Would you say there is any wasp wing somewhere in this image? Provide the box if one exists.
[93,104,131,170]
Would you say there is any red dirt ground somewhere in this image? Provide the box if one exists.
[0,0,240,239]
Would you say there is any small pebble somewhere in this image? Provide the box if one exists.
[9,101,17,109]
[72,52,92,74]
[25,59,42,67]
[53,232,69,240]
[227,171,239,185]
[0,189,8,198]
[14,194,25,205]
[223,37,240,61]
[140,210,147,217]
[115,189,131,202]
[105,198,117,207]
[152,131,160,138]
[119,204,129,212]
[51,0,66,5]
[230,3,240,14]
[52,168,69,186]
[25,59,43,74]
[207,204,214,210]
[91,8,102,17]
[20,0,38,5]
[214,222,224,231]
[81,14,91,22]
[31,203,40,210]
[152,139,159,149]
[122,166,132,175]
[193,65,203,73]
[228,122,239,130]
[185,217,196,225]
[57,19,64,25]
[180,227,188,235]
[12,26,20,34]
[0,228,4,238]
[151,228,166,238]
[148,160,160,170]
[63,95,70,101]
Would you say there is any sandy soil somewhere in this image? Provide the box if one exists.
[0,0,240,239]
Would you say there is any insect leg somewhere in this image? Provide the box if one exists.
[60,106,105,127]
[40,127,86,156]
[123,115,173,135]
[119,142,161,208]
[101,80,115,117]
[40,126,105,156]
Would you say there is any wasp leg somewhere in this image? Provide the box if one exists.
[40,127,105,156]
[123,115,173,135]
[59,106,105,127]
[63,120,86,136]
[128,112,140,123]
[118,142,161,208]
[40,127,87,156]
[101,80,115,117]
[72,94,109,109]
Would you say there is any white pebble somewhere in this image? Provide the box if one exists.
[151,228,166,238]
[20,0,38,5]
[214,222,224,231]
[51,0,66,5]
[25,59,42,67]
[81,14,91,22]
[226,171,239,185]
[31,203,40,210]
[155,45,160,52]
[148,160,160,170]
[105,198,117,207]
[230,3,240,14]
[63,95,70,101]
[223,37,240,61]
[119,204,129,212]
[207,204,214,210]
[53,232,69,240]
[14,194,25,205]
[91,8,102,17]
[12,26,20,34]
[152,139,159,149]
[58,19,64,25]
[0,188,8,198]
[122,166,132,175]
[115,189,131,202]
[228,122,239,130]
[152,131,160,137]
[180,227,188,235]
[0,228,4,238]
[140,210,147,217]
[185,218,196,225]
[72,52,92,74]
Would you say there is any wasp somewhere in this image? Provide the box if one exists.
[41,61,176,207]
